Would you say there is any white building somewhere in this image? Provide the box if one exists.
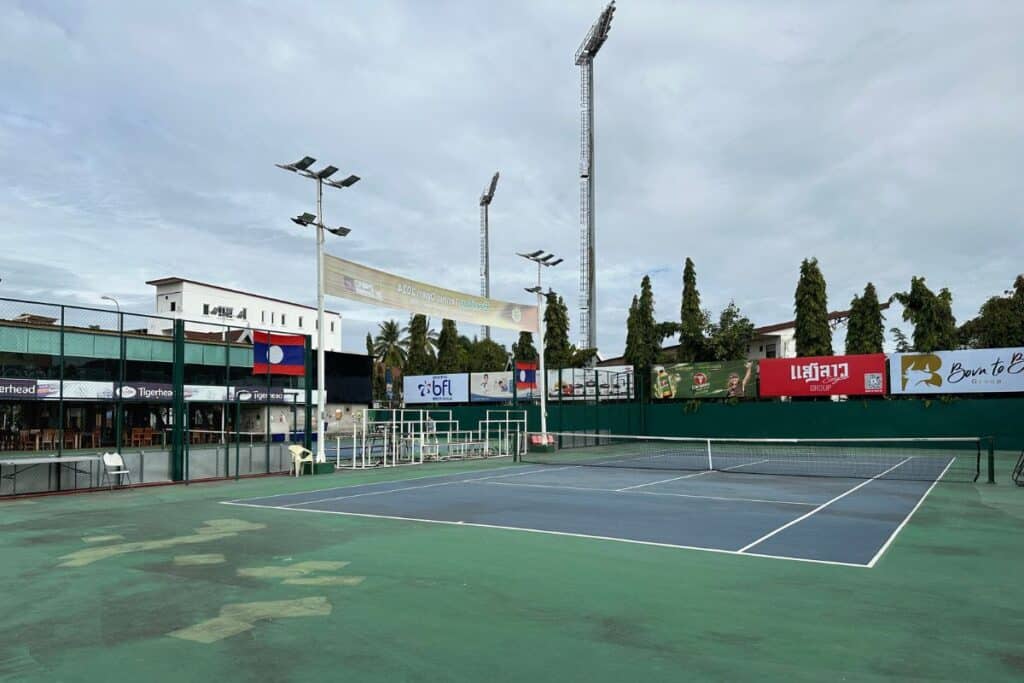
[146,277,342,351]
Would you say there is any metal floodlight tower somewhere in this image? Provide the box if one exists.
[575,1,615,355]
[517,250,563,437]
[276,156,360,465]
[479,171,500,340]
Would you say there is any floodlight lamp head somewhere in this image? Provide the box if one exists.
[291,212,316,226]
[525,286,543,294]
[326,174,360,189]
[574,1,616,65]
[548,258,564,267]
[327,226,351,237]
[519,250,544,260]
[275,156,316,172]
[314,165,338,179]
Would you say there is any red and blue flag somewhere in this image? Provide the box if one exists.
[515,361,537,391]
[253,331,306,376]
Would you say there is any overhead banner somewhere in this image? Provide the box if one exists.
[760,354,886,397]
[548,365,634,401]
[652,360,757,399]
[470,372,514,402]
[889,348,1024,394]
[324,255,538,332]
[403,373,469,404]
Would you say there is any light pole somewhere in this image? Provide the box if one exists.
[102,295,124,451]
[517,250,563,438]
[101,295,120,316]
[276,156,360,463]
[479,171,499,340]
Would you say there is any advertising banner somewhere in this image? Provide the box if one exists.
[470,372,514,402]
[759,354,886,397]
[889,347,1024,394]
[651,360,757,399]
[547,365,634,401]
[324,255,538,332]
[37,380,115,400]
[403,373,469,404]
[0,378,38,400]
[230,386,288,403]
[117,383,175,401]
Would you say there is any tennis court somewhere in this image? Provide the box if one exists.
[224,433,986,567]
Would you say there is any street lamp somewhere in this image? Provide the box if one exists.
[277,156,360,464]
[517,251,563,439]
[101,295,121,315]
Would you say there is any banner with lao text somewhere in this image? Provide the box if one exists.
[324,255,538,332]
[652,360,757,399]
[889,348,1024,394]
[403,374,469,404]
[759,354,886,397]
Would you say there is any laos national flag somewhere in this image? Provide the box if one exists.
[253,331,306,376]
[515,361,537,391]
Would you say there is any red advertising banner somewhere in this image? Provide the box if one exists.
[758,354,887,397]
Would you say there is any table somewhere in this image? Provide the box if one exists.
[0,455,103,495]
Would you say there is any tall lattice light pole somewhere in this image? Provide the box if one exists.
[575,1,615,353]
[276,156,359,463]
[518,250,563,437]
[479,171,499,340]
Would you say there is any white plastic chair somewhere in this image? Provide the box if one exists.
[101,452,132,489]
[288,445,315,477]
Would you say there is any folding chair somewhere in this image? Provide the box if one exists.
[288,445,315,477]
[101,452,132,489]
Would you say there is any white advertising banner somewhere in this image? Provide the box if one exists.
[546,365,635,401]
[470,372,514,402]
[324,255,538,332]
[888,348,1024,394]
[403,374,469,404]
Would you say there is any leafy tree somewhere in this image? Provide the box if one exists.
[373,319,407,370]
[794,257,833,357]
[435,319,461,372]
[678,257,706,362]
[892,276,957,352]
[889,328,912,353]
[366,332,385,402]
[543,292,573,368]
[845,282,885,354]
[402,314,436,375]
[625,276,660,376]
[958,275,1024,349]
[512,331,538,363]
[465,337,509,372]
[623,295,639,370]
[705,301,755,361]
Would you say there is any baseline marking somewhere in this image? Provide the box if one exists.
[219,500,869,569]
[865,457,955,568]
[737,457,913,553]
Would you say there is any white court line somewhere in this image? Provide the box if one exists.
[615,458,771,491]
[737,456,914,553]
[219,500,870,568]
[866,458,955,568]
[223,463,527,504]
[280,467,572,508]
[476,479,815,507]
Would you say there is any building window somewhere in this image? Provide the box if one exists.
[261,311,266,323]
[203,304,210,315]
[330,322,335,332]
[298,316,303,328]
[281,314,287,326]
[271,312,275,324]
[170,302,176,312]
[766,343,777,359]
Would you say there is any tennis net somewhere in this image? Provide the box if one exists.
[518,432,990,482]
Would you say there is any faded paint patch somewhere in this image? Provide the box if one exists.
[82,535,125,543]
[283,576,365,587]
[238,560,349,580]
[59,519,265,568]
[174,554,226,566]
[167,596,331,644]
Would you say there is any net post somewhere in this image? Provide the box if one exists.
[706,438,713,471]
[987,437,995,484]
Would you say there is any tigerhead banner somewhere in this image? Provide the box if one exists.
[889,347,1024,394]
[324,255,539,332]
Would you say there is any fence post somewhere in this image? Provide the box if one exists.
[304,336,313,452]
[988,437,996,484]
[170,319,185,481]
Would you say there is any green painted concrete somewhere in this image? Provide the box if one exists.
[1,461,1022,682]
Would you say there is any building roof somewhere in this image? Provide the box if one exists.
[146,277,341,316]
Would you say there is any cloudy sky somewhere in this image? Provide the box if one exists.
[2,0,1021,356]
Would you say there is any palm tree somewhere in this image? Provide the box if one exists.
[400,315,440,360]
[373,319,407,369]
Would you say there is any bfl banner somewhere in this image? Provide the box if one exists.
[889,347,1024,394]
[652,360,757,399]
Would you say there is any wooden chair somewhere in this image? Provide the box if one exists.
[62,429,77,449]
[143,427,155,446]
[41,429,57,450]
[129,428,143,448]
